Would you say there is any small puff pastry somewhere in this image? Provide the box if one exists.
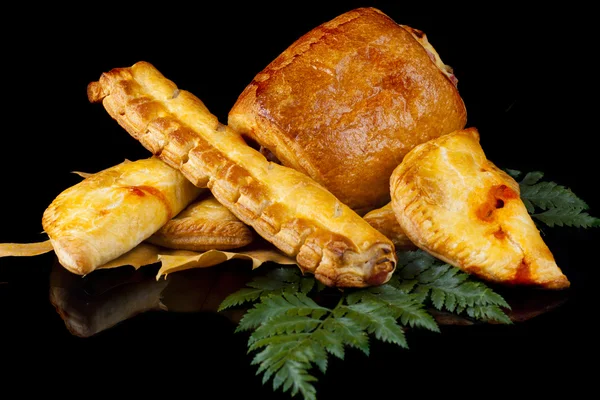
[147,192,254,251]
[42,157,202,275]
[87,61,396,288]
[390,128,569,289]
[363,203,416,250]
[228,7,467,215]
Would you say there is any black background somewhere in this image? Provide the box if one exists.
[1,1,597,397]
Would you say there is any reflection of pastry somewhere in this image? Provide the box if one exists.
[42,157,202,275]
[363,203,416,250]
[147,192,253,251]
[49,258,169,338]
[87,61,396,288]
[390,128,570,289]
[228,7,467,215]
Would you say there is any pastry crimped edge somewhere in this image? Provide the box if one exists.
[87,61,396,288]
[147,193,254,251]
[390,127,569,290]
[363,203,416,250]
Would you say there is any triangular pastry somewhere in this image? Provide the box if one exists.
[390,128,569,289]
[147,192,254,251]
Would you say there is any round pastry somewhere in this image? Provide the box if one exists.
[228,7,467,214]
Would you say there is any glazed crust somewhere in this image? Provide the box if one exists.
[87,61,396,288]
[228,7,467,215]
[147,192,254,251]
[363,203,416,250]
[42,158,202,275]
[390,128,570,289]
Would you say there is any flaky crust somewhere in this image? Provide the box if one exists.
[363,203,416,250]
[147,192,254,251]
[390,128,570,289]
[228,7,467,215]
[87,61,396,288]
[42,158,202,275]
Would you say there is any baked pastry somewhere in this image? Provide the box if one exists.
[42,157,202,275]
[390,128,570,289]
[87,61,396,288]
[228,7,467,215]
[147,191,254,251]
[363,203,416,250]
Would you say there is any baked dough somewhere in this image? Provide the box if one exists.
[390,128,570,289]
[147,192,254,251]
[42,157,202,275]
[228,7,467,215]
[87,61,396,288]
[363,203,416,250]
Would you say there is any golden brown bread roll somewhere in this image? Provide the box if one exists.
[147,192,254,251]
[87,61,396,288]
[228,7,467,215]
[390,128,569,289]
[42,157,202,275]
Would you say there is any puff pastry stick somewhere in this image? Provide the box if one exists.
[87,61,396,288]
[42,157,202,275]
[390,128,569,289]
[147,192,254,251]
[363,203,416,250]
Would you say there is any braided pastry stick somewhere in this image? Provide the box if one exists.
[87,61,396,287]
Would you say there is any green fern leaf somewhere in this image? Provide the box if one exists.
[504,168,523,179]
[520,171,544,185]
[249,314,323,346]
[396,250,511,323]
[361,284,440,332]
[217,287,264,311]
[467,305,513,324]
[343,303,408,348]
[219,266,317,312]
[312,329,345,360]
[520,181,588,211]
[533,208,600,228]
[323,316,370,356]
[238,293,329,332]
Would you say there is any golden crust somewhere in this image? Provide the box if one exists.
[363,203,416,250]
[228,7,467,214]
[147,192,254,251]
[42,157,202,275]
[87,61,396,288]
[390,128,570,289]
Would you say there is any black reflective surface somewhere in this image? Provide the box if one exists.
[1,2,597,397]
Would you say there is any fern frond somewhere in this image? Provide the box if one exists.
[217,287,264,311]
[466,305,513,324]
[396,250,511,324]
[533,208,600,228]
[250,314,323,346]
[322,316,370,356]
[342,303,408,348]
[237,292,328,332]
[354,285,440,332]
[520,180,588,211]
[219,267,316,311]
